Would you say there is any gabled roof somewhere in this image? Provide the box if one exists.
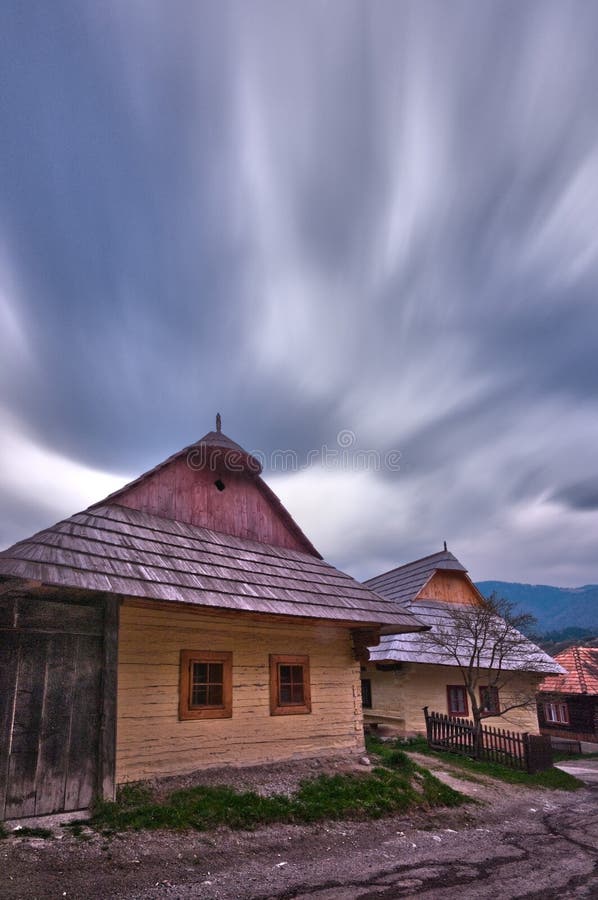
[369,599,563,672]
[91,428,322,559]
[363,549,468,605]
[0,504,425,632]
[539,646,598,695]
[365,550,564,674]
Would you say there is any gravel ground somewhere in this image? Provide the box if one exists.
[145,754,371,801]
[2,755,598,900]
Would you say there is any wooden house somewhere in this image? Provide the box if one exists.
[0,422,423,820]
[360,549,562,735]
[537,646,598,744]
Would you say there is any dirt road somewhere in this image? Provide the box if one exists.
[2,759,597,900]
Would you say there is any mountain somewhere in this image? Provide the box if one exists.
[476,581,598,635]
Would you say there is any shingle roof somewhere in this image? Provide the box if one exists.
[0,504,424,631]
[363,550,468,605]
[369,599,564,672]
[365,550,564,674]
[539,646,598,694]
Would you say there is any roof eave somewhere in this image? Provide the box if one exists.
[379,622,431,635]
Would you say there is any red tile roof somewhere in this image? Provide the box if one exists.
[539,646,598,695]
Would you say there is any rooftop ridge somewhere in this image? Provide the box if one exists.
[363,549,466,584]
[573,645,589,693]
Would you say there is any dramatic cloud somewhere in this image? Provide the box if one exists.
[551,478,598,513]
[1,1,598,586]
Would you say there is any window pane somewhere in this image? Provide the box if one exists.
[207,684,223,706]
[544,702,566,723]
[278,663,305,705]
[191,660,224,707]
[291,682,304,703]
[449,686,466,713]
[207,663,223,683]
[192,684,208,706]
[279,665,293,685]
[280,683,292,703]
[481,687,499,714]
[193,662,208,684]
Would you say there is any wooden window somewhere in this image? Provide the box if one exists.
[479,685,500,716]
[270,655,311,715]
[543,701,569,724]
[361,678,372,709]
[447,684,468,717]
[179,650,232,720]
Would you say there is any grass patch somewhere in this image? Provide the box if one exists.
[367,735,583,791]
[62,820,92,840]
[433,754,583,790]
[91,756,465,834]
[553,750,598,762]
[11,826,53,838]
[0,823,8,840]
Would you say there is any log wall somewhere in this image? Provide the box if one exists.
[116,602,364,782]
[363,661,542,735]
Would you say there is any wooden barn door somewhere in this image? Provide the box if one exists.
[0,596,106,819]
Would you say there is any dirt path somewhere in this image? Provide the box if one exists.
[2,759,598,900]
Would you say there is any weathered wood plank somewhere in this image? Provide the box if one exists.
[16,597,103,635]
[111,458,310,553]
[64,635,102,811]
[4,634,47,818]
[0,631,19,818]
[0,596,17,628]
[34,633,77,815]
[99,596,119,801]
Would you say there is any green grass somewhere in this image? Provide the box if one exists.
[366,735,584,791]
[553,750,598,762]
[10,826,54,838]
[62,820,93,840]
[0,823,7,840]
[437,753,582,790]
[91,753,465,834]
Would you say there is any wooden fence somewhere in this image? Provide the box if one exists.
[423,707,553,773]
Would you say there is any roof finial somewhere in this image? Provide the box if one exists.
[443,540,447,552]
[216,412,222,433]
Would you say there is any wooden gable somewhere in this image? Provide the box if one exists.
[105,456,310,552]
[414,570,481,606]
[92,428,320,557]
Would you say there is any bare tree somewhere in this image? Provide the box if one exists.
[425,592,555,734]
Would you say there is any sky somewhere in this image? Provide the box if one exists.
[1,0,598,587]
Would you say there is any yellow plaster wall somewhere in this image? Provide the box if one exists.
[362,662,542,734]
[117,602,364,782]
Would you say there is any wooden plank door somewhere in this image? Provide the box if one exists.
[1,629,103,819]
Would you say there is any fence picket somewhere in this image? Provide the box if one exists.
[422,709,552,772]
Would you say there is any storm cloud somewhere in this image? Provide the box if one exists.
[1,1,598,586]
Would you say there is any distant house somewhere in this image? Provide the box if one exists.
[537,646,598,744]
[361,550,562,735]
[0,422,423,820]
